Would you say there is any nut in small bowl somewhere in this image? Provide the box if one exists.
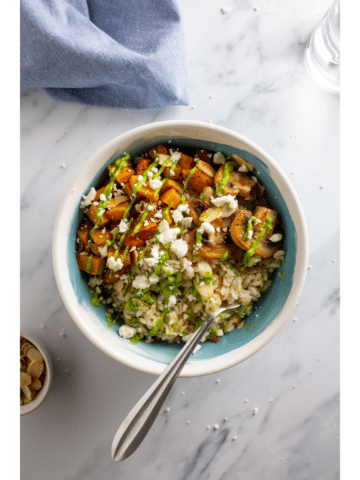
[20,332,53,415]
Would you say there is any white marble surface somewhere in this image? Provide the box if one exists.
[20,0,339,478]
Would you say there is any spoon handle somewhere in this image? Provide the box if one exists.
[111,312,217,461]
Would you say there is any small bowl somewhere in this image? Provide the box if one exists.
[53,120,308,377]
[20,332,53,415]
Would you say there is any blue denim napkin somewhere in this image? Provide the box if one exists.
[20,0,190,109]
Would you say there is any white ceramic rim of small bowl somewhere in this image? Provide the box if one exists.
[53,120,308,377]
[20,331,53,414]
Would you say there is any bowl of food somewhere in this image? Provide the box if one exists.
[20,332,53,414]
[53,120,308,377]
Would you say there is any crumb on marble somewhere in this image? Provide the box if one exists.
[252,407,259,415]
[232,435,237,440]
[216,378,221,384]
[165,407,171,413]
[213,424,219,430]
[221,7,230,14]
[39,323,46,329]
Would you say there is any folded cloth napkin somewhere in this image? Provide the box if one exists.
[20,0,190,108]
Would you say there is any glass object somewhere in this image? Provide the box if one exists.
[304,0,340,93]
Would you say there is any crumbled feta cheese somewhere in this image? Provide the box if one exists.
[149,177,163,190]
[192,344,201,354]
[181,217,193,228]
[143,257,158,267]
[119,325,137,339]
[172,210,183,224]
[154,210,163,219]
[171,151,181,162]
[238,164,248,172]
[151,244,161,260]
[108,256,124,271]
[269,233,283,242]
[119,219,128,233]
[129,246,136,252]
[158,227,180,245]
[135,203,142,212]
[211,195,238,217]
[97,208,105,217]
[152,167,158,173]
[98,245,108,257]
[199,222,215,235]
[158,219,169,233]
[168,295,177,307]
[170,239,188,258]
[213,152,226,165]
[138,175,144,181]
[80,187,96,208]
[132,275,150,290]
[177,204,190,213]
[99,193,107,202]
[147,171,154,178]
[182,258,192,271]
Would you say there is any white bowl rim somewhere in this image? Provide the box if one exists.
[52,120,308,377]
[20,331,53,414]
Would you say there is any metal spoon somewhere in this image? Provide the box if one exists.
[111,303,240,461]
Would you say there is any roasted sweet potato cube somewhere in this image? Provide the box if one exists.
[137,221,158,241]
[160,179,183,195]
[136,158,151,176]
[178,153,195,170]
[106,202,130,221]
[148,144,169,159]
[90,244,101,256]
[187,169,214,193]
[129,175,159,202]
[160,187,182,209]
[77,253,105,275]
[115,167,135,185]
[92,228,112,246]
[86,203,111,227]
[163,164,181,180]
[94,186,106,202]
[107,162,135,185]
[77,221,92,252]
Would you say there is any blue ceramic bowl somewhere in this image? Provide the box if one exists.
[53,121,308,377]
